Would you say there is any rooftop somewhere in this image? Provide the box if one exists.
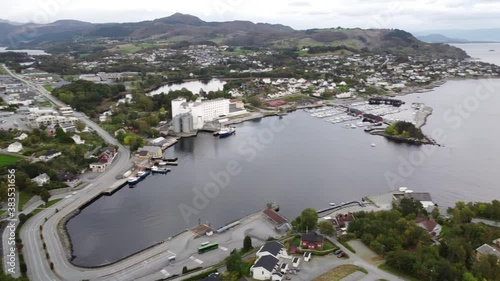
[253,255,279,272]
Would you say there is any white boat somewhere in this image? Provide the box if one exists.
[370,143,376,147]
[158,161,168,166]
[329,203,336,206]
[127,177,139,184]
[350,124,357,129]
[398,187,408,192]
[137,171,148,178]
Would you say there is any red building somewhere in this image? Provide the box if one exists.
[301,232,324,250]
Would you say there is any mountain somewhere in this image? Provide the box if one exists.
[0,13,468,59]
[0,19,24,26]
[416,34,470,43]
[414,29,500,43]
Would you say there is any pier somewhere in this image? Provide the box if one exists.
[102,178,128,195]
[317,200,366,214]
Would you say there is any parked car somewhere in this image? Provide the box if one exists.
[337,252,346,258]
[303,252,311,262]
[292,257,301,268]
[334,249,343,255]
[280,263,289,274]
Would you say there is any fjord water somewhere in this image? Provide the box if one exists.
[66,44,500,267]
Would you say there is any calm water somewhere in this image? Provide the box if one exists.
[67,44,500,267]
[148,79,225,95]
[453,43,500,65]
[0,47,49,55]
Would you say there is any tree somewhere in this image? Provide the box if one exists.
[318,221,335,236]
[431,207,441,220]
[182,266,188,274]
[40,188,51,203]
[76,121,86,132]
[243,236,253,252]
[225,250,243,276]
[293,208,318,232]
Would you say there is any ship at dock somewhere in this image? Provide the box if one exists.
[218,127,236,138]
[151,166,171,174]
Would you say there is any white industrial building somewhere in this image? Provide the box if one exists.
[171,97,230,130]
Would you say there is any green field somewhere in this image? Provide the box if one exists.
[43,85,54,92]
[0,155,20,167]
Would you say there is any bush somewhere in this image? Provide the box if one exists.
[182,266,188,274]
[20,262,27,273]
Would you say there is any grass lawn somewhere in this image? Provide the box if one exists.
[0,209,6,216]
[30,199,63,216]
[314,264,366,281]
[19,191,34,211]
[43,85,54,92]
[0,155,20,167]
[281,94,313,103]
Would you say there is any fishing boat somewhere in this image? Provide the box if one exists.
[219,127,236,138]
[151,166,171,174]
[127,177,140,184]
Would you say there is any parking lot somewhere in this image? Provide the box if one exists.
[279,252,352,281]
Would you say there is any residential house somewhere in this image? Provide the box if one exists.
[31,173,50,186]
[493,238,500,248]
[476,244,500,261]
[7,142,23,153]
[39,150,62,161]
[301,232,325,250]
[333,213,355,228]
[251,255,280,280]
[89,147,116,172]
[14,133,28,140]
[136,146,162,159]
[415,217,442,237]
[89,163,107,173]
[256,241,286,259]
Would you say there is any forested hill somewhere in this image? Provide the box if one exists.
[0,13,467,59]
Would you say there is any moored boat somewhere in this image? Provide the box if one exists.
[219,127,236,138]
[127,177,140,184]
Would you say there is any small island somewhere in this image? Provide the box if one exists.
[369,121,437,145]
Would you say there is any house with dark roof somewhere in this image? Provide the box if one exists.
[301,232,324,250]
[251,255,279,280]
[415,217,442,237]
[256,241,286,259]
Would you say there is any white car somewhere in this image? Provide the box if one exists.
[280,263,288,274]
[292,257,301,268]
[303,252,311,262]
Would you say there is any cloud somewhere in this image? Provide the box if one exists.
[288,1,311,7]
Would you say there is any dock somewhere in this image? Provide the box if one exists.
[102,178,128,195]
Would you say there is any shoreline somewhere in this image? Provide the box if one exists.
[59,76,497,268]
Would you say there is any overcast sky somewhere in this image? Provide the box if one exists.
[2,0,500,31]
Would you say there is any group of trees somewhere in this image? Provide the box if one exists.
[347,200,500,281]
[291,208,319,232]
[52,80,125,116]
[385,121,425,140]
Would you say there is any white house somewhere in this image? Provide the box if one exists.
[31,173,50,187]
[89,163,107,173]
[256,241,286,259]
[251,255,279,281]
[39,150,62,161]
[7,142,23,153]
[71,135,85,144]
[14,133,28,140]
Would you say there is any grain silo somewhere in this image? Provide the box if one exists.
[173,116,182,133]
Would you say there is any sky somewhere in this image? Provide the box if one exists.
[2,0,500,32]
